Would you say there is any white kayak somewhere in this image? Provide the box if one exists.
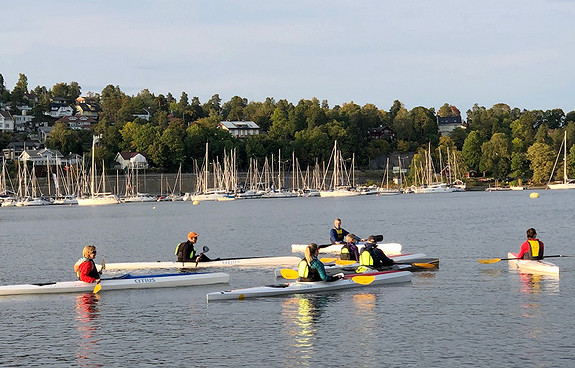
[206,270,412,302]
[0,272,230,296]
[99,256,301,271]
[507,252,559,275]
[274,253,434,278]
[291,242,402,254]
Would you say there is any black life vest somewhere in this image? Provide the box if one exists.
[175,241,196,262]
[298,259,321,282]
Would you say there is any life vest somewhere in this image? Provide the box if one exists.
[340,245,352,260]
[359,248,374,266]
[74,258,100,280]
[298,259,321,282]
[526,239,543,260]
[333,227,344,242]
[175,241,196,262]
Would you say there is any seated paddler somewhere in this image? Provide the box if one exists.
[517,228,544,260]
[74,245,104,284]
[340,233,360,262]
[356,236,395,272]
[298,243,342,282]
[175,231,211,262]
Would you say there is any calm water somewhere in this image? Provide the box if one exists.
[1,191,574,367]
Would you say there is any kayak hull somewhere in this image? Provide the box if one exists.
[291,242,402,254]
[206,270,412,301]
[507,252,559,275]
[101,256,301,271]
[0,272,230,296]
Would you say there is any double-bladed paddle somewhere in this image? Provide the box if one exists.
[93,259,106,294]
[318,234,384,249]
[334,259,437,268]
[478,254,575,264]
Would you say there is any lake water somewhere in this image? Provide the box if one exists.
[1,190,574,367]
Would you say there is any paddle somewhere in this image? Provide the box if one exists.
[478,254,575,264]
[195,246,210,267]
[280,268,299,279]
[318,235,384,249]
[334,259,437,268]
[93,259,105,294]
[350,275,375,285]
[320,257,338,263]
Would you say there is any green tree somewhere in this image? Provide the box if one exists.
[11,73,28,103]
[449,127,467,150]
[46,122,84,154]
[526,142,555,184]
[462,131,482,172]
[479,133,510,179]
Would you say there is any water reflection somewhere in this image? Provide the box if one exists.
[281,295,329,366]
[518,272,560,294]
[74,293,103,368]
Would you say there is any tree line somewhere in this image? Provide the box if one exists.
[1,73,575,185]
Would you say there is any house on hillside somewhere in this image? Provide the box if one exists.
[218,121,260,138]
[368,125,396,141]
[0,111,14,132]
[437,116,466,135]
[19,148,64,165]
[75,97,102,117]
[114,152,149,170]
[58,115,98,130]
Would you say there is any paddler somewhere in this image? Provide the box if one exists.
[74,245,104,284]
[329,218,363,245]
[340,233,360,261]
[298,243,343,282]
[517,228,544,260]
[356,235,394,272]
[175,231,211,262]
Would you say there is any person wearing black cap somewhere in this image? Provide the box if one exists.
[357,235,394,272]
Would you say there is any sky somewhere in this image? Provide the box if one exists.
[2,0,574,114]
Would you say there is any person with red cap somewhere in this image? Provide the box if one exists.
[175,231,210,262]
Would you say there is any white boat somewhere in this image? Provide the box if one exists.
[206,270,412,301]
[507,252,559,275]
[0,272,230,296]
[99,256,302,271]
[412,183,457,194]
[547,131,575,189]
[274,253,432,278]
[15,196,49,206]
[77,193,120,206]
[52,195,78,205]
[291,242,402,255]
[123,193,157,202]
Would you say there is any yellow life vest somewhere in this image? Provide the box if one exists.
[528,239,541,258]
[298,259,310,278]
[360,249,374,266]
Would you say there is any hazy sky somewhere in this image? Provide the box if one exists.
[2,0,574,113]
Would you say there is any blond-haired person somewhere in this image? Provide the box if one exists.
[73,245,103,283]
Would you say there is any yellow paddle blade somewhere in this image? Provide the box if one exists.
[478,258,502,264]
[280,269,299,280]
[351,275,375,285]
[335,259,357,266]
[412,262,437,269]
[320,257,338,263]
[93,283,102,294]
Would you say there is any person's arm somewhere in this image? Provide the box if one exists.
[517,241,529,259]
[329,228,338,244]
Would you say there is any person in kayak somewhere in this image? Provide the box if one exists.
[517,228,544,260]
[329,218,363,244]
[356,235,395,272]
[298,243,342,282]
[74,245,104,283]
[340,233,360,261]
[175,231,211,262]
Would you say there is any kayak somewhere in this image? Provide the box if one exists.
[291,242,402,254]
[206,270,412,302]
[0,272,230,296]
[507,252,559,275]
[273,253,437,278]
[99,256,301,271]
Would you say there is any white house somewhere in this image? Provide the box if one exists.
[437,116,466,135]
[0,111,14,132]
[114,152,149,170]
[218,121,260,138]
[19,148,64,165]
[46,102,74,118]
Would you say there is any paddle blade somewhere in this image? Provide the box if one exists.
[412,262,437,269]
[93,283,101,294]
[320,257,338,263]
[280,269,299,280]
[478,258,502,264]
[336,259,357,266]
[351,275,375,285]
